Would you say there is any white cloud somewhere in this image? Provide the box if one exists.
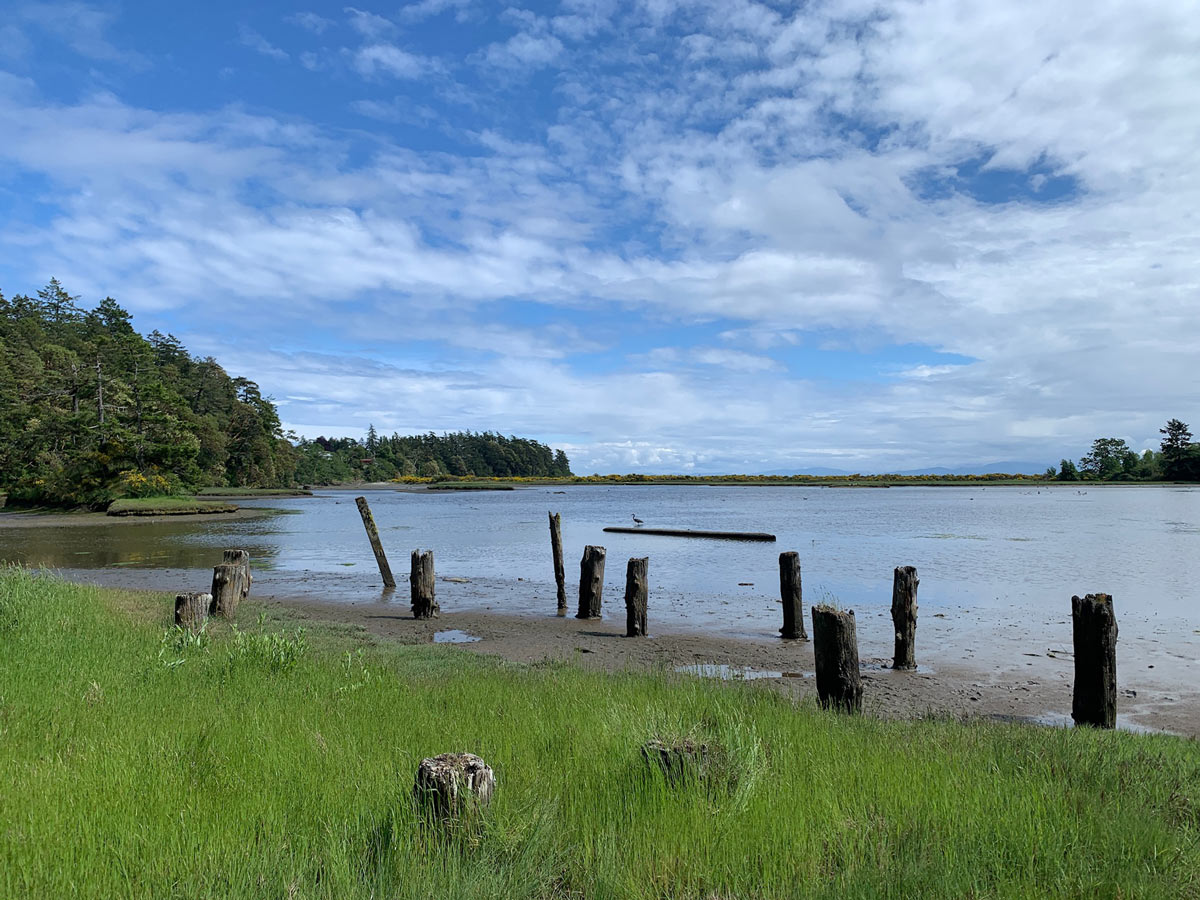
[286,11,335,34]
[239,26,289,61]
[353,43,430,79]
[483,32,564,69]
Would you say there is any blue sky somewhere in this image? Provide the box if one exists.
[1,1,1197,473]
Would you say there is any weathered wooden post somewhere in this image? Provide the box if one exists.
[812,606,862,712]
[222,549,252,601]
[1071,593,1118,728]
[174,591,210,631]
[413,753,495,818]
[778,551,807,640]
[549,512,567,616]
[209,563,248,619]
[576,545,605,619]
[411,550,437,619]
[891,565,918,669]
[355,496,396,589]
[624,556,648,636]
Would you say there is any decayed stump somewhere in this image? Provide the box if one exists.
[222,549,252,600]
[812,606,862,712]
[576,545,606,619]
[1072,593,1118,728]
[641,738,708,785]
[411,550,438,619]
[549,512,567,616]
[624,556,648,637]
[778,551,807,640]
[891,565,919,670]
[174,591,211,631]
[355,496,397,589]
[209,563,248,619]
[413,753,496,817]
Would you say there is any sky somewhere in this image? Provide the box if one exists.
[1,0,1197,474]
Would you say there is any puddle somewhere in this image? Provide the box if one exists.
[675,664,809,680]
[433,630,481,644]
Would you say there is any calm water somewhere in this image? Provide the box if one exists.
[3,485,1198,668]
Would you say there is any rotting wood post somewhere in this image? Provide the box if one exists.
[624,557,649,637]
[222,549,252,601]
[413,753,495,819]
[411,550,438,619]
[891,565,919,670]
[778,551,807,640]
[812,606,862,713]
[1071,593,1118,728]
[577,545,606,619]
[549,512,567,616]
[355,496,396,589]
[174,591,210,632]
[209,564,247,619]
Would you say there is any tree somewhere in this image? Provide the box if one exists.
[1057,458,1079,481]
[1079,438,1130,480]
[1160,419,1193,477]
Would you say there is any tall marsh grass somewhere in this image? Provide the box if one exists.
[1,566,1197,899]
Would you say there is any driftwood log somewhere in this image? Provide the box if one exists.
[577,545,606,619]
[624,556,648,637]
[778,551,807,640]
[1071,593,1118,728]
[413,753,495,817]
[209,564,248,619]
[549,512,567,616]
[410,550,438,619]
[891,565,918,670]
[222,549,252,600]
[355,496,396,588]
[174,591,211,631]
[812,606,862,713]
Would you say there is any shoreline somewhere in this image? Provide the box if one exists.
[0,507,282,528]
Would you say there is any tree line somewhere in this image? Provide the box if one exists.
[1050,419,1200,482]
[0,282,571,507]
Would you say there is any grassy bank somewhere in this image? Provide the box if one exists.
[1,568,1197,899]
[195,487,314,497]
[105,497,238,516]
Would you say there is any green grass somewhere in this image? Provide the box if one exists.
[106,497,238,516]
[1,567,1198,899]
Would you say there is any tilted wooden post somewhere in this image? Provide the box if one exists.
[778,551,807,640]
[549,512,567,616]
[812,606,862,713]
[223,549,252,601]
[891,565,918,669]
[355,496,396,589]
[174,592,210,632]
[1072,593,1118,728]
[577,545,605,619]
[624,557,648,637]
[411,550,438,619]
[209,563,248,619]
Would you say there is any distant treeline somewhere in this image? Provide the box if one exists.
[1049,420,1200,482]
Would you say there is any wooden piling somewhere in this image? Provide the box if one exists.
[1071,593,1118,728]
[222,549,252,601]
[576,545,605,619]
[174,591,210,631]
[549,512,567,616]
[812,606,862,712]
[410,550,437,619]
[624,557,648,636]
[209,564,247,619]
[891,565,919,670]
[355,496,396,589]
[778,551,807,640]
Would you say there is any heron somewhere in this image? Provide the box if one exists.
[631,514,644,526]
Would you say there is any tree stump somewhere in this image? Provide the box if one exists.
[1071,593,1118,728]
[624,556,648,636]
[410,550,438,619]
[549,512,567,616]
[812,606,862,712]
[778,551,807,640]
[355,496,396,588]
[641,738,708,785]
[576,545,605,619]
[891,565,918,670]
[222,549,252,600]
[209,564,247,619]
[174,592,210,631]
[413,753,495,817]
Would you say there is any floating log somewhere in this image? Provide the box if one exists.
[778,551,807,640]
[411,550,438,619]
[222,549,252,601]
[1071,593,1117,728]
[624,556,648,637]
[812,606,862,713]
[413,753,495,818]
[891,565,919,670]
[549,511,567,616]
[602,527,775,542]
[174,591,210,632]
[577,545,605,619]
[209,564,247,619]
[355,496,396,589]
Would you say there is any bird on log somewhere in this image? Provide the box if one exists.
[604,526,775,542]
[632,514,644,526]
